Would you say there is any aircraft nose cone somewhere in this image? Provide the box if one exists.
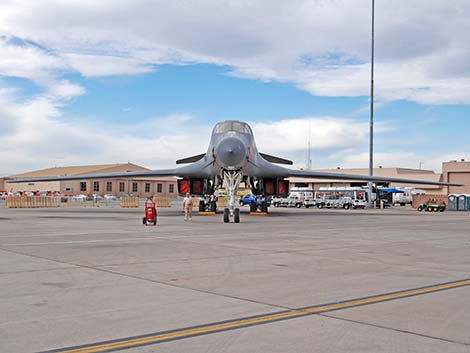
[216,137,246,167]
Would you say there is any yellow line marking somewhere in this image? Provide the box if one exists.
[250,212,268,215]
[198,211,216,215]
[48,279,470,353]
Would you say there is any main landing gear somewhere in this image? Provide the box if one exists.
[222,169,242,223]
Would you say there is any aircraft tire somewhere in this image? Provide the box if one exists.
[249,203,257,212]
[199,200,205,212]
[234,208,240,223]
[223,208,230,223]
[261,202,268,213]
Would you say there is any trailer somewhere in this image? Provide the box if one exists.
[315,187,368,209]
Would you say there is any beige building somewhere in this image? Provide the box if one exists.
[5,163,178,198]
[289,164,465,195]
[4,160,470,198]
[442,160,470,195]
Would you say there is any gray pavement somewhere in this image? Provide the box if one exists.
[0,205,469,352]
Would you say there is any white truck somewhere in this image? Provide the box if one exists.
[392,188,426,206]
[272,190,315,208]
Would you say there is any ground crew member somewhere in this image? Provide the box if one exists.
[183,193,193,221]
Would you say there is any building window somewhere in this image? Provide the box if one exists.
[157,183,162,193]
[132,182,138,193]
[106,182,113,192]
[169,184,174,193]
[119,182,125,193]
[145,183,151,193]
[93,181,99,192]
[80,182,87,192]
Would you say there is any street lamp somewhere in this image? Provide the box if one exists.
[368,0,375,208]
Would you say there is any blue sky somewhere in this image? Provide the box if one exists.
[63,64,368,122]
[1,1,469,174]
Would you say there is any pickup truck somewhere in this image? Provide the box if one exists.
[238,194,257,206]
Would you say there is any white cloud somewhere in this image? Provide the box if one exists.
[0,35,66,82]
[1,1,469,174]
[0,89,465,175]
[0,1,469,104]
[251,117,393,153]
[0,90,210,175]
[47,80,86,100]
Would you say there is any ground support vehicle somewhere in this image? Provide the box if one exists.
[417,201,446,212]
[142,198,157,225]
[315,197,364,209]
[246,196,269,213]
[351,198,367,209]
[272,195,315,208]
[315,187,369,209]
[198,195,217,212]
[238,194,257,206]
[236,193,268,212]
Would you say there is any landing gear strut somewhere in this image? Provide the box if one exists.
[222,169,242,223]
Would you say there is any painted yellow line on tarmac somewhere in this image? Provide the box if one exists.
[43,279,470,353]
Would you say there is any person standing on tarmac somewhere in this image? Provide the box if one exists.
[183,193,193,221]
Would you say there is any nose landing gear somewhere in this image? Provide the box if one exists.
[222,169,242,223]
[223,207,241,223]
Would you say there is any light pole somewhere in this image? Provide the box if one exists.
[368,0,375,208]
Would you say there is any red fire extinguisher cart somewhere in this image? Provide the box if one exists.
[143,198,157,226]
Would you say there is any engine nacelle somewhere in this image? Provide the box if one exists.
[251,177,289,197]
[177,178,215,196]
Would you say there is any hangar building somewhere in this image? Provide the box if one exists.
[3,159,469,198]
[289,160,470,195]
[4,163,178,198]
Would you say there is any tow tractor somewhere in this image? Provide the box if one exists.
[417,201,446,212]
[142,198,157,225]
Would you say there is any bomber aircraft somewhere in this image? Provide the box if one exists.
[9,120,461,223]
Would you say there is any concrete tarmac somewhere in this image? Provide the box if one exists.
[0,205,469,353]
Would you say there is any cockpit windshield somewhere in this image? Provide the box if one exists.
[214,121,252,134]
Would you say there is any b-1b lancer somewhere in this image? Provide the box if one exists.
[9,120,461,223]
